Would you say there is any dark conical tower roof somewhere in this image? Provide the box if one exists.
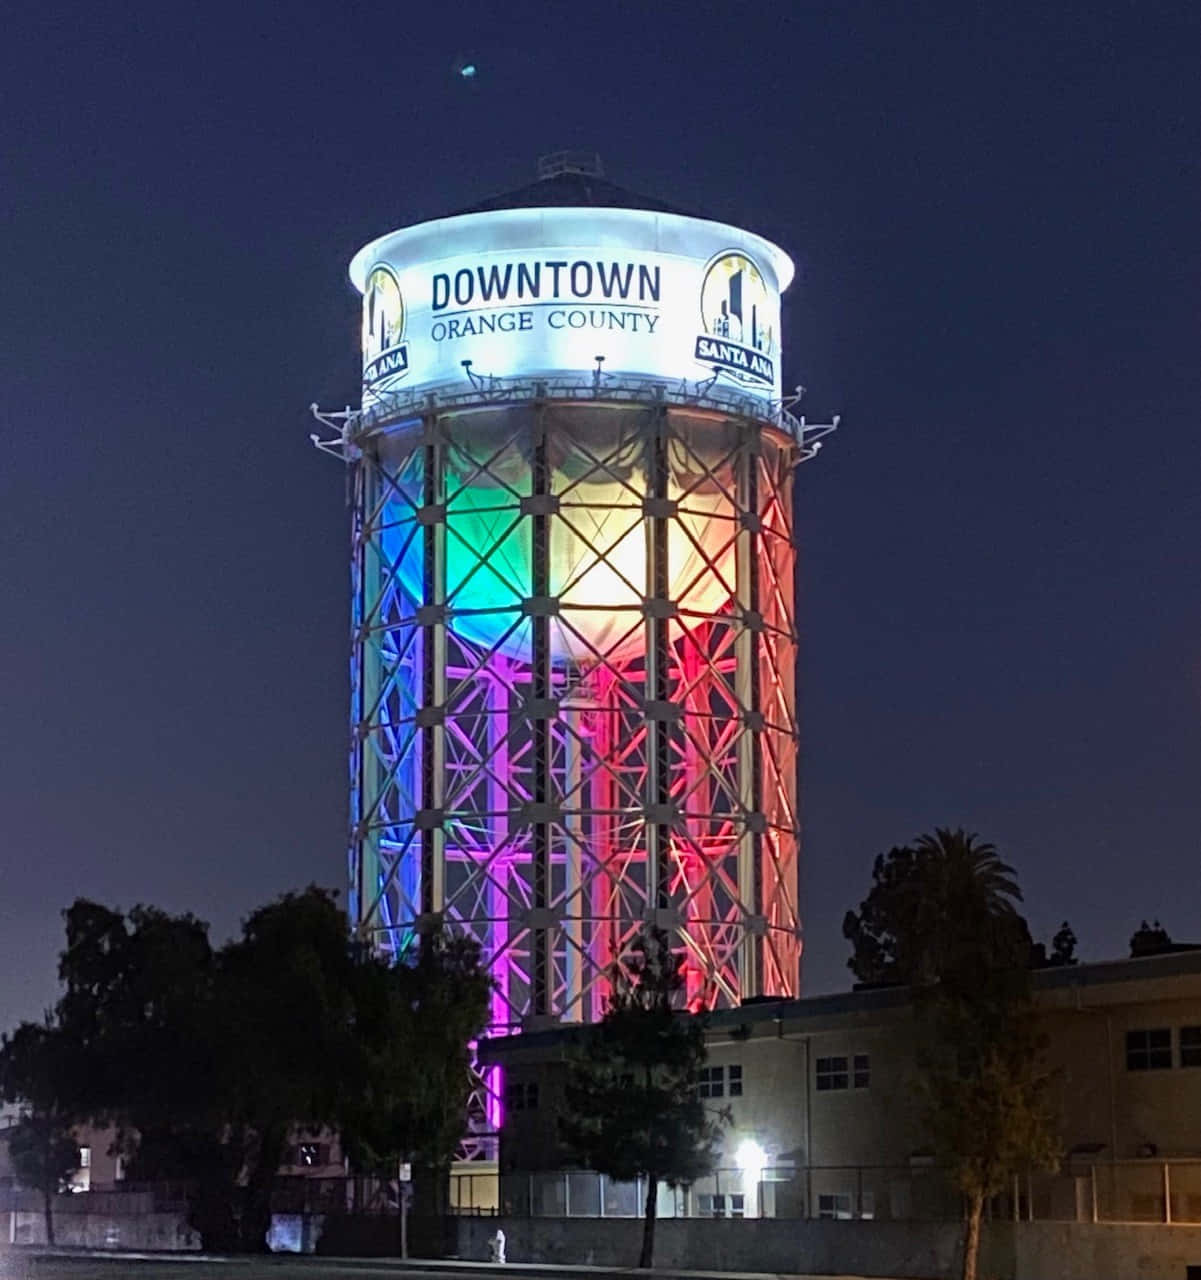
[449,155,702,219]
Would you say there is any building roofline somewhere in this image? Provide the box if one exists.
[1031,946,1201,990]
[478,949,1201,1062]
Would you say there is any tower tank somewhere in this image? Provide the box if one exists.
[320,155,835,1045]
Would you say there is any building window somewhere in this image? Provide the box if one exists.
[853,1054,871,1089]
[697,1064,742,1098]
[1126,1028,1172,1071]
[1180,1026,1201,1068]
[698,1193,745,1218]
[818,1192,853,1219]
[78,1146,91,1169]
[815,1056,849,1091]
[697,1066,724,1098]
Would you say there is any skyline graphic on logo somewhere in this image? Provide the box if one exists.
[695,251,775,388]
[362,264,409,388]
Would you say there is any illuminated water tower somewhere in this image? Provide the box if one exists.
[315,154,835,1036]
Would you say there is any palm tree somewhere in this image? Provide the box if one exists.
[906,827,1027,988]
[912,828,1023,917]
[903,831,1054,1280]
[844,828,1052,1280]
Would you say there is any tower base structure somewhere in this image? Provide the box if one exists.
[315,375,834,1050]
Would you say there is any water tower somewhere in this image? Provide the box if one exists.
[315,155,834,1043]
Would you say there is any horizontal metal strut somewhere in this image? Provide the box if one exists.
[312,378,838,465]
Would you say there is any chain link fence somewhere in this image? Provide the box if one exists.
[446,1160,1201,1224]
[5,1160,1196,1233]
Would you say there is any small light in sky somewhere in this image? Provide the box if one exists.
[460,63,477,79]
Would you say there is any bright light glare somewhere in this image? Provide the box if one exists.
[460,63,477,78]
[735,1138,765,1175]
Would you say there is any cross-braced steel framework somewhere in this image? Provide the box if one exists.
[326,378,833,1070]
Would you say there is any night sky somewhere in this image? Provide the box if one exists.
[2,1,1197,1028]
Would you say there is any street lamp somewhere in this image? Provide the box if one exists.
[736,1139,765,1177]
[735,1139,766,1219]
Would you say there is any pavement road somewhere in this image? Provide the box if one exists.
[1,1257,525,1280]
[0,1254,841,1280]
[0,1258,541,1280]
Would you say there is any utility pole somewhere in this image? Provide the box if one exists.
[399,1160,412,1259]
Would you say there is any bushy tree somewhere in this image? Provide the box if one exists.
[560,929,725,1268]
[29,887,492,1252]
[844,829,1059,1280]
[1032,921,1078,968]
[1049,922,1077,967]
[920,973,1059,1280]
[0,1020,81,1244]
[1129,919,1172,957]
[213,887,369,1249]
[340,929,491,1243]
[56,900,221,1186]
[342,933,492,1173]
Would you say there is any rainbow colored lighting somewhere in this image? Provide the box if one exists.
[350,402,802,1043]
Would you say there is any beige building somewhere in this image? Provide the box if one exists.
[479,949,1201,1224]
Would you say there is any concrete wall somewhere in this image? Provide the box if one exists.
[457,1215,969,1276]
[1011,1222,1201,1280]
[4,1208,198,1250]
[456,1215,1201,1279]
[0,1188,198,1250]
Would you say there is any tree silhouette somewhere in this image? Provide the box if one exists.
[21,888,491,1252]
[560,929,725,1268]
[842,827,1029,989]
[1030,921,1079,969]
[1049,922,1078,967]
[0,1020,81,1245]
[1129,920,1172,958]
[845,829,1058,1280]
[340,931,491,1206]
[920,985,1059,1280]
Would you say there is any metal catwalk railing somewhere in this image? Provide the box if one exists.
[315,371,838,463]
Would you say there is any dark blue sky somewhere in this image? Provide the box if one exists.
[1,1,1197,1025]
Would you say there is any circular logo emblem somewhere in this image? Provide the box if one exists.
[696,251,775,387]
[362,264,409,387]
